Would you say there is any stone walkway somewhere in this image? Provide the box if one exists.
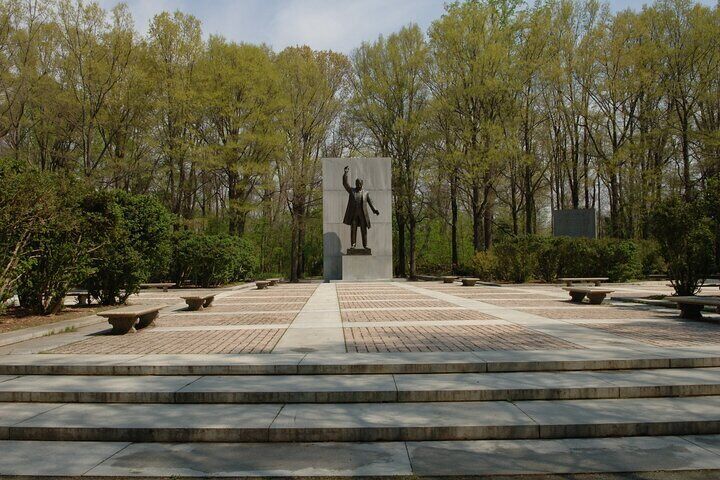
[4,280,720,477]
[8,435,720,477]
[3,280,715,355]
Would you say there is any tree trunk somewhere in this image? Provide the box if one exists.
[510,166,518,235]
[396,212,406,277]
[471,183,482,252]
[290,224,299,283]
[289,203,305,283]
[523,164,533,235]
[483,185,494,251]
[681,118,692,201]
[227,170,241,236]
[609,174,619,237]
[450,172,459,273]
[408,217,417,280]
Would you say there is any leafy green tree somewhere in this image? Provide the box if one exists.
[276,46,349,282]
[0,163,63,309]
[16,181,98,314]
[56,0,135,176]
[349,24,431,278]
[83,191,173,305]
[429,0,521,251]
[146,11,204,216]
[197,37,282,236]
[650,196,714,295]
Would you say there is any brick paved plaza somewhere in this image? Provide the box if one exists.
[5,279,720,479]
[28,279,720,355]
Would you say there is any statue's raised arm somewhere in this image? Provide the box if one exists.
[342,165,352,193]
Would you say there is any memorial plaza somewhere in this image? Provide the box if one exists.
[3,279,720,477]
[2,0,719,477]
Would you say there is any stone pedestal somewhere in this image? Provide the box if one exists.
[323,158,393,281]
[342,255,393,281]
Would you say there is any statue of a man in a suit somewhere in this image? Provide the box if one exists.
[342,165,380,250]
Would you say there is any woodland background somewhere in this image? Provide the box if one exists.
[1,0,718,283]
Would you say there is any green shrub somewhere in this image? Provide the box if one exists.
[83,191,173,305]
[488,235,639,284]
[415,259,452,276]
[455,261,476,277]
[650,196,715,295]
[0,164,61,310]
[535,237,562,282]
[597,239,642,282]
[471,250,498,281]
[171,231,258,287]
[231,237,259,280]
[555,237,601,278]
[14,178,98,314]
[493,236,538,283]
[636,239,666,276]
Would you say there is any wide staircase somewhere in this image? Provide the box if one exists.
[4,350,720,477]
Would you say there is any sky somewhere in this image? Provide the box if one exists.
[97,0,717,53]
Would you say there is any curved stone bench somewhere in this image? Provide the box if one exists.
[559,277,609,287]
[139,282,176,292]
[256,281,270,290]
[667,296,720,320]
[268,278,280,286]
[461,278,479,287]
[441,276,456,284]
[181,294,215,311]
[68,290,91,306]
[563,287,615,305]
[99,305,165,334]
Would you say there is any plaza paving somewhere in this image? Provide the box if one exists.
[10,279,716,355]
[3,280,720,477]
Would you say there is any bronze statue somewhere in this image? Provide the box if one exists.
[342,165,380,251]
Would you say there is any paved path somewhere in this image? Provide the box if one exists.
[4,436,720,477]
[3,280,720,477]
[273,282,344,353]
[2,280,719,355]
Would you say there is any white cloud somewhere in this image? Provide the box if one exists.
[268,0,443,52]
[95,0,717,53]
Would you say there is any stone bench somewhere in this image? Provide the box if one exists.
[441,276,456,284]
[256,281,270,290]
[559,277,609,287]
[667,296,720,320]
[139,282,176,292]
[563,287,615,305]
[461,278,479,287]
[68,290,92,306]
[181,294,215,311]
[99,305,165,334]
[268,278,280,286]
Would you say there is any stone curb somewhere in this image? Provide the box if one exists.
[2,375,720,404]
[1,354,720,376]
[0,316,105,348]
[6,396,720,442]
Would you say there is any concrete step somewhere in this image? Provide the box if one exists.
[2,347,720,375]
[5,395,720,442]
[5,435,720,478]
[2,367,720,403]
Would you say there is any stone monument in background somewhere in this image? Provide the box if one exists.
[552,208,597,238]
[322,158,392,281]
